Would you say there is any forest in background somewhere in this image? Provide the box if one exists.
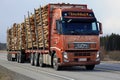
[0,43,6,50]
[100,33,120,51]
[100,33,120,61]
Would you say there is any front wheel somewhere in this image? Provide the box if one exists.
[85,65,95,70]
[53,54,61,70]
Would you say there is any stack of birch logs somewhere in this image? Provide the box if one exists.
[17,23,26,50]
[34,5,49,48]
[7,5,49,50]
[7,23,27,51]
[11,23,17,50]
[25,14,37,49]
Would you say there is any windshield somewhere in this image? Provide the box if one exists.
[56,20,99,35]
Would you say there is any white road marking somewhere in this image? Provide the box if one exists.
[38,69,75,80]
[23,66,75,80]
[5,61,75,80]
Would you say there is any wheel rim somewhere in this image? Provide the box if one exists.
[10,54,12,61]
[53,54,59,70]
[7,53,10,61]
[30,53,34,65]
[34,54,37,65]
[19,53,21,63]
[34,53,39,66]
[39,54,43,67]
[30,54,32,63]
[17,53,19,62]
[53,57,57,69]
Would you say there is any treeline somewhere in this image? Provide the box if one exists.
[100,33,120,51]
[0,43,6,50]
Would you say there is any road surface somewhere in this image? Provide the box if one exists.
[0,52,120,80]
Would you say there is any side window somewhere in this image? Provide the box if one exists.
[92,22,97,31]
[56,20,62,34]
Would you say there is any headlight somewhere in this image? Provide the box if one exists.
[63,52,68,59]
[96,51,100,58]
[63,52,69,62]
[96,51,100,61]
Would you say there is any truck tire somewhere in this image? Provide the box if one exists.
[7,53,10,61]
[19,53,24,63]
[30,53,34,66]
[17,53,20,63]
[85,65,95,70]
[34,53,39,66]
[15,54,17,61]
[17,52,24,63]
[9,54,14,61]
[39,54,45,67]
[53,54,61,70]
[17,53,19,63]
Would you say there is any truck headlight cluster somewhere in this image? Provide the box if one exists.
[63,52,69,62]
[96,51,100,61]
[63,52,68,59]
[96,51,100,58]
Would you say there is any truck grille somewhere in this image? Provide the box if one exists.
[74,43,90,49]
[68,42,96,49]
[74,52,90,56]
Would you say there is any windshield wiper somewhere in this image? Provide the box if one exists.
[84,31,99,35]
[70,30,82,35]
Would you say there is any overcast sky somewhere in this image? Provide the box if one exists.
[0,0,120,43]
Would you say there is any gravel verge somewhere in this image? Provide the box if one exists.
[0,65,35,80]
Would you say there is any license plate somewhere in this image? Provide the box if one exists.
[79,58,87,61]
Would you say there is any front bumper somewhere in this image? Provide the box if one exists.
[59,61,100,67]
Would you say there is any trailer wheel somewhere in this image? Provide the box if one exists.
[34,53,39,66]
[19,52,24,63]
[9,54,14,61]
[17,53,19,63]
[7,53,10,61]
[53,54,61,70]
[9,54,12,61]
[39,54,45,67]
[15,54,17,61]
[85,65,95,70]
[30,53,34,66]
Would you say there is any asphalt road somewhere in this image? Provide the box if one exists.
[0,52,120,80]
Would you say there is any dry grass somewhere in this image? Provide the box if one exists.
[0,73,12,80]
[0,50,7,53]
[0,66,12,80]
[100,48,120,61]
[109,51,120,61]
[0,65,34,80]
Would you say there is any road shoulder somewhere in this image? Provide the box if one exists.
[0,65,35,80]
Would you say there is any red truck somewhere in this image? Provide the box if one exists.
[7,3,102,70]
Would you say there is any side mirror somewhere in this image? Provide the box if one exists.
[98,22,103,34]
